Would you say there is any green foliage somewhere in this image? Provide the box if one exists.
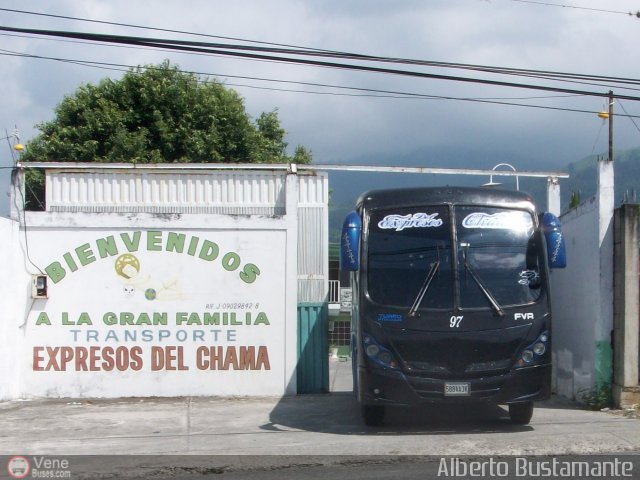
[254,110,288,162]
[22,61,311,166]
[292,145,313,164]
[568,190,581,209]
[579,383,612,411]
[24,169,45,211]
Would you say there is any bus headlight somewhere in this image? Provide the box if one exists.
[366,344,380,357]
[532,342,546,355]
[363,333,399,369]
[378,351,393,364]
[516,330,549,368]
[521,350,534,363]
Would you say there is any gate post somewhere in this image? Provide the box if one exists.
[546,176,561,216]
[613,204,640,407]
[285,169,300,395]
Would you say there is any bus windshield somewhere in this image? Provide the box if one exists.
[456,206,541,308]
[366,205,541,310]
[367,206,453,309]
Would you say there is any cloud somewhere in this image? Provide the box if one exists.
[1,0,639,214]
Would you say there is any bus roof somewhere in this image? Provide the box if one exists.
[356,186,537,212]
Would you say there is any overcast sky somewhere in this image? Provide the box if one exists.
[1,0,640,212]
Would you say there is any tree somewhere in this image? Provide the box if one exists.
[21,61,312,208]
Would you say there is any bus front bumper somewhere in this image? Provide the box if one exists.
[358,364,551,406]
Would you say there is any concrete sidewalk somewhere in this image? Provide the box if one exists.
[1,358,639,458]
[329,354,353,393]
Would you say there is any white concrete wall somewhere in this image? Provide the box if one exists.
[551,198,599,398]
[613,204,640,407]
[0,217,31,400]
[0,166,328,400]
[1,212,296,399]
[551,160,615,400]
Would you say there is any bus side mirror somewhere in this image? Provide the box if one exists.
[540,212,566,269]
[340,211,362,271]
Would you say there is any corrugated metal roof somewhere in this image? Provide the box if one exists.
[45,167,328,215]
[46,170,290,215]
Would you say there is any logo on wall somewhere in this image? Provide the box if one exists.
[115,253,185,301]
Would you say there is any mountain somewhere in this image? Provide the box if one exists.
[326,145,551,242]
[326,146,640,243]
[563,147,640,206]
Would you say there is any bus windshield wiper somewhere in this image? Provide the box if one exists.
[408,260,440,317]
[462,249,505,317]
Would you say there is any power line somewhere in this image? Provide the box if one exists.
[2,6,640,89]
[504,0,640,18]
[7,49,640,119]
[0,7,338,52]
[6,24,640,92]
[2,25,640,103]
[2,15,639,120]
[0,38,607,102]
[0,47,583,100]
[3,8,640,93]
[7,28,640,96]
[3,48,640,119]
[0,31,160,54]
[618,101,640,136]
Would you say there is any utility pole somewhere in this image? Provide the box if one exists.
[608,90,614,162]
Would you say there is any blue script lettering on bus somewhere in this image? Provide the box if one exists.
[377,313,403,322]
[377,212,443,231]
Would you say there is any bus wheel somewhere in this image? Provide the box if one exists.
[508,401,533,425]
[362,405,385,426]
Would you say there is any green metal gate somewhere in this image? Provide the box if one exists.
[297,302,329,393]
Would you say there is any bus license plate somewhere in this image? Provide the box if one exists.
[444,382,470,396]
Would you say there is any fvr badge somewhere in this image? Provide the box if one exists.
[514,313,534,321]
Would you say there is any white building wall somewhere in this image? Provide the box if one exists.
[551,198,600,398]
[0,217,31,400]
[0,166,328,400]
[551,160,615,400]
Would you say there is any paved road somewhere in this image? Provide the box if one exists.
[0,358,638,477]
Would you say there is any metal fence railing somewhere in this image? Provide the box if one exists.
[329,280,340,303]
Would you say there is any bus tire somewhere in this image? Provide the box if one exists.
[362,405,385,426]
[508,401,533,425]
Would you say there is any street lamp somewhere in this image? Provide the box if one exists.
[483,163,519,191]
[2,130,24,153]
